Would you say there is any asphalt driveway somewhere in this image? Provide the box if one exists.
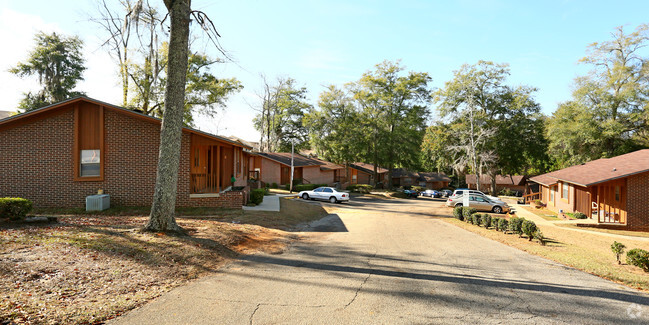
[114,197,649,324]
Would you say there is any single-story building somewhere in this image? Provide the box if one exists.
[392,169,450,189]
[0,97,252,209]
[466,174,527,194]
[254,152,344,186]
[347,162,389,186]
[528,149,649,230]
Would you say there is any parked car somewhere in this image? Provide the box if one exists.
[445,194,510,214]
[403,189,419,198]
[421,189,441,198]
[441,189,453,197]
[451,188,498,201]
[299,187,350,203]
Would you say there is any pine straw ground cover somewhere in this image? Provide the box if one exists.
[1,199,328,324]
[443,217,649,292]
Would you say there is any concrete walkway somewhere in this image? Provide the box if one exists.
[242,194,280,212]
[115,197,649,324]
[514,204,649,242]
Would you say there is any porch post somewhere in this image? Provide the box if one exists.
[216,145,221,192]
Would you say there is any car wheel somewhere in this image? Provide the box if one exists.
[329,196,337,204]
[302,193,309,200]
[493,206,503,214]
[455,203,463,208]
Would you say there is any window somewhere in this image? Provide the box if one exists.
[562,183,569,200]
[80,150,100,177]
[314,188,323,192]
[324,188,333,193]
[194,148,200,167]
[550,186,554,203]
[615,186,620,201]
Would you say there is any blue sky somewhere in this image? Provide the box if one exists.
[1,0,648,141]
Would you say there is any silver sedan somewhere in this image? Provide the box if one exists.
[446,194,510,214]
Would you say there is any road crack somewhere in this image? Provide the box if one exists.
[344,251,377,309]
[249,303,261,325]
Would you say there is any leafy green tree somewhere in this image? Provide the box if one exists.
[254,77,311,152]
[10,32,86,111]
[433,61,548,193]
[352,60,432,187]
[547,24,649,166]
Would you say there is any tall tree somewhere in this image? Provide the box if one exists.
[144,0,191,233]
[253,77,311,152]
[547,24,649,167]
[352,60,432,187]
[10,32,86,111]
[434,61,547,193]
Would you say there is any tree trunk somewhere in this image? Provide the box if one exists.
[144,0,190,233]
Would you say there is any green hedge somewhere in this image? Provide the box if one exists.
[0,197,33,220]
[521,220,537,241]
[250,189,265,205]
[453,206,463,221]
[347,184,373,193]
[627,249,649,272]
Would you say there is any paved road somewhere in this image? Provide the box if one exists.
[115,197,649,324]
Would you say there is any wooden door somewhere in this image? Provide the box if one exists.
[281,166,290,185]
[220,147,234,188]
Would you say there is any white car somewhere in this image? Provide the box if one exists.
[299,187,350,203]
[451,188,498,201]
[446,193,510,214]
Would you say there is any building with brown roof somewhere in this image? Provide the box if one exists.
[346,162,389,186]
[392,169,451,189]
[529,149,649,230]
[0,97,252,209]
[466,174,527,195]
[253,152,344,186]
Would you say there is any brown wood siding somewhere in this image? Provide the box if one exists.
[574,185,591,215]
[73,103,104,181]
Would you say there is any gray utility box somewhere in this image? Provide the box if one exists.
[86,194,110,211]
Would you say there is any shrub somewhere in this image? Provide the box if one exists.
[346,184,373,193]
[271,182,278,189]
[498,218,509,233]
[611,241,626,264]
[294,184,326,192]
[462,207,477,220]
[492,217,500,231]
[534,230,546,246]
[499,188,516,196]
[0,198,33,220]
[249,189,265,205]
[453,206,464,221]
[521,220,537,241]
[573,212,587,219]
[481,214,492,228]
[626,249,649,272]
[509,217,524,236]
[412,186,425,192]
[472,214,481,226]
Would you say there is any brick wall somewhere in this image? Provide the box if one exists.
[260,158,281,185]
[0,104,243,209]
[302,166,334,185]
[626,172,649,230]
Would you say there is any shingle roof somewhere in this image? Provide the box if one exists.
[418,172,452,183]
[256,152,324,167]
[529,149,649,187]
[350,162,388,174]
[466,174,526,186]
[314,159,344,171]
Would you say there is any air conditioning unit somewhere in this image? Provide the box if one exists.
[86,194,110,211]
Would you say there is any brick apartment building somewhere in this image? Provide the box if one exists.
[529,149,649,230]
[0,97,252,209]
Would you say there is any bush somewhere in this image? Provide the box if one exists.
[249,189,265,205]
[499,188,516,196]
[0,198,33,220]
[534,230,546,246]
[626,249,649,272]
[453,206,464,221]
[347,184,373,193]
[472,214,481,226]
[521,220,537,241]
[294,184,326,192]
[412,186,425,192]
[573,212,587,219]
[462,207,477,220]
[270,182,278,189]
[498,218,509,233]
[481,214,492,228]
[611,241,626,264]
[509,217,524,236]
[492,217,500,231]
